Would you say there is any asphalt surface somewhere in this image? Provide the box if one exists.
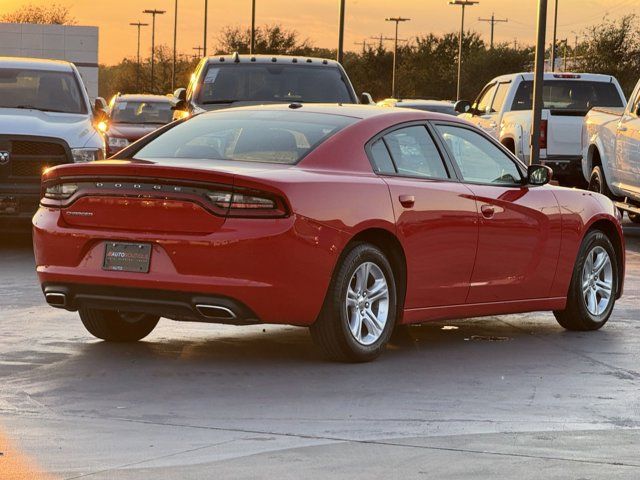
[1,223,639,479]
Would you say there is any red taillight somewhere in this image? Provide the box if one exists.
[539,119,548,150]
[553,74,581,79]
[205,188,288,218]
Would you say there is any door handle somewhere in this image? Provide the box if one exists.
[399,195,415,208]
[480,205,495,219]
[618,125,628,132]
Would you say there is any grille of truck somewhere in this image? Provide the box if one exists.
[0,137,71,181]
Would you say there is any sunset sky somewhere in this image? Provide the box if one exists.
[1,0,638,64]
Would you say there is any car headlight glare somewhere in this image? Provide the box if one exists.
[71,148,104,163]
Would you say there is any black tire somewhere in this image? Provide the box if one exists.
[79,308,159,342]
[553,230,618,331]
[588,165,612,197]
[628,212,640,224]
[310,243,397,362]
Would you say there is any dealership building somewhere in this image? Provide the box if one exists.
[0,22,99,99]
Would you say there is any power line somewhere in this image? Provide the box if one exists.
[478,13,508,48]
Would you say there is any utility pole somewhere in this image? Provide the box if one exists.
[449,1,479,101]
[129,22,148,91]
[385,17,410,99]
[371,33,391,49]
[571,31,579,68]
[478,13,507,49]
[143,9,165,94]
[193,45,204,59]
[530,0,548,165]
[250,0,256,54]
[337,0,346,64]
[172,0,178,91]
[354,39,368,53]
[561,38,568,72]
[203,0,208,56]
[550,0,559,71]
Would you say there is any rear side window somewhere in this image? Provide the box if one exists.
[134,110,356,164]
[511,80,624,112]
[197,64,354,104]
[381,126,449,179]
[370,139,395,173]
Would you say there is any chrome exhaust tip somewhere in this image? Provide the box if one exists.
[195,304,237,320]
[45,292,67,307]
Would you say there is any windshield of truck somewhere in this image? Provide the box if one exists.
[196,64,354,105]
[0,68,87,114]
[511,80,624,112]
[111,100,174,124]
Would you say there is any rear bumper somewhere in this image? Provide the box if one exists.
[541,155,582,177]
[33,208,348,326]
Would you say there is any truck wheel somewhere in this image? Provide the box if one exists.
[588,166,612,197]
[628,212,640,224]
[310,243,397,362]
[553,230,618,331]
[79,308,159,342]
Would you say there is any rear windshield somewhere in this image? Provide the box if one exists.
[0,68,86,114]
[133,110,356,164]
[111,100,173,124]
[511,80,624,111]
[196,64,354,105]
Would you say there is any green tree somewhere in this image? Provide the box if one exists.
[0,3,76,25]
[216,25,313,55]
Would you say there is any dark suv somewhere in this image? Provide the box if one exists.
[172,53,371,120]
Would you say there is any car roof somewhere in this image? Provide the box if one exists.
[115,94,174,103]
[396,99,455,107]
[0,56,75,72]
[199,103,460,122]
[204,53,342,68]
[489,72,616,83]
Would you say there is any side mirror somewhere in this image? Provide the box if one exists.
[94,97,108,120]
[173,87,187,102]
[360,92,374,105]
[527,164,553,186]
[454,100,471,114]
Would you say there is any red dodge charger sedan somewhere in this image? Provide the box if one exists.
[33,105,625,362]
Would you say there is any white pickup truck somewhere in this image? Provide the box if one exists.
[456,72,626,185]
[582,77,640,223]
[0,57,107,231]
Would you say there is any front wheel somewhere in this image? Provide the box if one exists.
[310,243,397,362]
[79,308,159,342]
[588,165,612,197]
[553,230,618,331]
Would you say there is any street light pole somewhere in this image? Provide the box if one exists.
[550,0,558,71]
[530,0,548,165]
[337,0,346,64]
[172,0,178,91]
[449,1,479,101]
[143,9,165,94]
[385,16,410,99]
[203,0,208,56]
[250,0,256,54]
[129,22,148,91]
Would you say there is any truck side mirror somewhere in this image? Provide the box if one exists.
[454,100,471,114]
[93,97,108,121]
[173,88,187,102]
[360,92,374,105]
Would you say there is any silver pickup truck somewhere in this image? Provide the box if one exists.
[583,78,640,223]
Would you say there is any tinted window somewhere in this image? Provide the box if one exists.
[111,101,173,124]
[197,64,354,104]
[134,110,356,164]
[474,83,497,114]
[0,68,86,114]
[436,125,522,184]
[370,139,395,173]
[383,126,448,179]
[511,80,624,111]
[491,82,510,112]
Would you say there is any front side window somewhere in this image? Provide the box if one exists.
[382,126,448,179]
[436,125,522,185]
[133,110,356,165]
[491,82,511,113]
[0,68,86,114]
[473,83,497,114]
[197,64,354,105]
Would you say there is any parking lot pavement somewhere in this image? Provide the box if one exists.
[0,230,639,479]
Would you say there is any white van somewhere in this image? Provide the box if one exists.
[0,57,106,231]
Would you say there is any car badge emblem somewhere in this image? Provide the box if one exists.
[0,151,10,165]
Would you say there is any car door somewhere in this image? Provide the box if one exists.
[432,122,562,303]
[615,85,640,196]
[462,82,498,136]
[367,124,479,309]
[485,81,511,138]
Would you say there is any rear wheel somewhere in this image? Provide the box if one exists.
[79,308,159,342]
[553,230,618,331]
[310,243,397,362]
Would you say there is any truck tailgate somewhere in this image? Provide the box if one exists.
[546,111,586,157]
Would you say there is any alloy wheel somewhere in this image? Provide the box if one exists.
[581,246,613,316]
